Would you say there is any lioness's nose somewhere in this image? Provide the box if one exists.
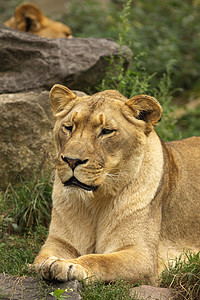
[61,156,88,170]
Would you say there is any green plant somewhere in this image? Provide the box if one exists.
[160,250,200,299]
[50,288,66,300]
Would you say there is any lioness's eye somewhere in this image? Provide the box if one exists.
[63,125,73,132]
[100,128,115,135]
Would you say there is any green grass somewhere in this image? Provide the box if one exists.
[0,171,53,232]
[160,250,200,299]
[0,225,47,276]
[81,279,136,300]
[0,170,51,275]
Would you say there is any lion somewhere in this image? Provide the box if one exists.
[4,3,72,39]
[34,84,200,285]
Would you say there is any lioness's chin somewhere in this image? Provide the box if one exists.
[63,185,96,202]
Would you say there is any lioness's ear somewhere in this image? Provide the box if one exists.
[50,84,77,115]
[125,95,163,134]
[14,3,44,32]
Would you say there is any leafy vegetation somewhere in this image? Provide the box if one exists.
[176,105,200,139]
[63,0,200,91]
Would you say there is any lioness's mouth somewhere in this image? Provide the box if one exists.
[63,176,98,192]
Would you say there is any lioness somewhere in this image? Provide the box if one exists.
[34,84,200,285]
[4,3,72,39]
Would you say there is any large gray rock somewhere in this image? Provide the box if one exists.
[0,91,55,189]
[0,24,132,93]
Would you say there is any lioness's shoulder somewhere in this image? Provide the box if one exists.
[166,136,200,165]
[167,136,200,149]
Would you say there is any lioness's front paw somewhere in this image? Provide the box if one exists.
[35,256,90,282]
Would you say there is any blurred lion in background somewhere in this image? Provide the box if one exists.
[4,3,72,39]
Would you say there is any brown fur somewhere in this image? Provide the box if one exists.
[4,3,72,39]
[34,84,200,284]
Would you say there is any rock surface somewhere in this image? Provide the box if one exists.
[0,273,82,299]
[0,91,55,189]
[0,24,132,94]
[131,285,175,300]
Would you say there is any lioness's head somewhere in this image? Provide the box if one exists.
[50,84,162,196]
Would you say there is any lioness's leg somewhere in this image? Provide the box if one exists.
[34,246,157,284]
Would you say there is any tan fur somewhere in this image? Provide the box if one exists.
[34,84,200,285]
[4,3,72,39]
